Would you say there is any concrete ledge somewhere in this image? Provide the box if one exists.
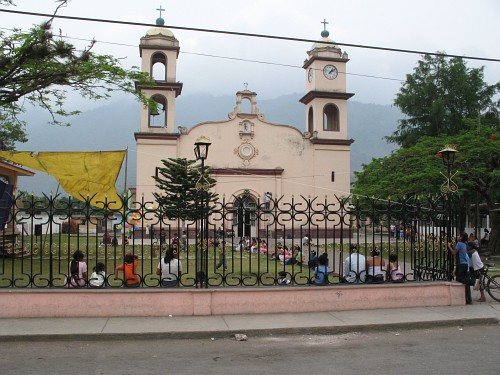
[0,282,466,318]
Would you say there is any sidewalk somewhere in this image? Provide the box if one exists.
[1,301,499,341]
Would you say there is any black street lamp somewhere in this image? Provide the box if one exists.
[439,146,458,194]
[194,136,211,288]
[438,145,458,280]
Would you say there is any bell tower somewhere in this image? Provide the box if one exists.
[134,9,183,203]
[136,9,182,133]
[300,20,354,140]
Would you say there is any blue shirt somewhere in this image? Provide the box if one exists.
[456,241,469,265]
[314,265,330,284]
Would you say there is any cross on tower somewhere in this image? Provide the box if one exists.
[321,19,329,31]
[157,5,165,18]
[321,19,329,30]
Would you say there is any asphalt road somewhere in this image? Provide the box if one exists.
[1,324,499,374]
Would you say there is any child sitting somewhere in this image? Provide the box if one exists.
[388,254,404,282]
[278,271,291,285]
[89,262,106,287]
[314,253,330,285]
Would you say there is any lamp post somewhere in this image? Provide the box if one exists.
[438,145,458,280]
[194,136,211,288]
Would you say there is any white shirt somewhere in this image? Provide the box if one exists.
[89,271,106,287]
[158,258,182,281]
[343,252,366,282]
[470,250,484,271]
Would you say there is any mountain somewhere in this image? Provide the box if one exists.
[16,93,400,194]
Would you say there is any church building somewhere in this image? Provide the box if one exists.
[134,15,354,235]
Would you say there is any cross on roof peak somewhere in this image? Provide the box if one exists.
[321,19,329,31]
[157,5,165,19]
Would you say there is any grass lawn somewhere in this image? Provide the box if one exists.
[4,233,495,287]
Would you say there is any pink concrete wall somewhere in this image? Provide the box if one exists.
[0,282,465,318]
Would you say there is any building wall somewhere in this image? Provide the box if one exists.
[137,106,351,207]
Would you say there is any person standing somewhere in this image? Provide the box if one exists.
[481,229,490,247]
[468,241,486,302]
[448,233,472,304]
[181,230,188,252]
[343,244,366,283]
[215,241,227,271]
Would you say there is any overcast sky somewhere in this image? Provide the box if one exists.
[1,0,499,106]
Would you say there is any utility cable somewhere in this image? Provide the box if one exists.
[0,26,406,82]
[1,8,499,63]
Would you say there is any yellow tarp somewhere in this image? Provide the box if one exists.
[0,150,126,209]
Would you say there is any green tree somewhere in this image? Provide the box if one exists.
[152,158,218,221]
[0,0,155,149]
[354,126,499,253]
[388,54,500,148]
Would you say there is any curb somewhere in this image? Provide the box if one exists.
[1,316,498,342]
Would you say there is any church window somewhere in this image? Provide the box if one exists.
[308,107,314,134]
[151,52,167,81]
[323,104,339,131]
[241,97,252,113]
[149,94,167,128]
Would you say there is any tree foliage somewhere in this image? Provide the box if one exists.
[152,158,218,221]
[354,125,499,252]
[0,0,155,149]
[353,126,499,199]
[388,54,500,148]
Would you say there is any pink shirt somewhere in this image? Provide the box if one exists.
[67,261,87,287]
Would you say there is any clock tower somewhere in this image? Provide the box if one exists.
[300,21,354,140]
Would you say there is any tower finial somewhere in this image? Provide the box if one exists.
[156,5,165,26]
[157,5,165,18]
[321,19,329,38]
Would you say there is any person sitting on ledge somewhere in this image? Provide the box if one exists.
[342,244,366,283]
[157,247,182,287]
[89,262,106,287]
[278,271,291,285]
[365,248,385,283]
[114,252,139,287]
[387,254,404,282]
[314,253,330,285]
[66,250,87,287]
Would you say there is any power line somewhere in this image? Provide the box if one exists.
[1,8,499,63]
[0,26,406,83]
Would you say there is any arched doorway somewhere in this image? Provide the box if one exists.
[233,191,257,238]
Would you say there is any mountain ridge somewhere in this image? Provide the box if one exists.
[16,93,400,194]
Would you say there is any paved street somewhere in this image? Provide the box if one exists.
[0,324,498,374]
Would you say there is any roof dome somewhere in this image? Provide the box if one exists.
[311,35,336,50]
[145,27,175,38]
[311,21,337,50]
[145,15,175,38]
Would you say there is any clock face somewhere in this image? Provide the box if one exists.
[323,64,338,80]
[308,68,313,82]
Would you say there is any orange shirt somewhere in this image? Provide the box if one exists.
[117,259,139,285]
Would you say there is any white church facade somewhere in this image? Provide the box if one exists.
[134,17,354,235]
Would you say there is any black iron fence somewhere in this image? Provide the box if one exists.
[0,192,458,288]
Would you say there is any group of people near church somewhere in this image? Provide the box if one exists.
[66,247,183,288]
[341,244,403,284]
